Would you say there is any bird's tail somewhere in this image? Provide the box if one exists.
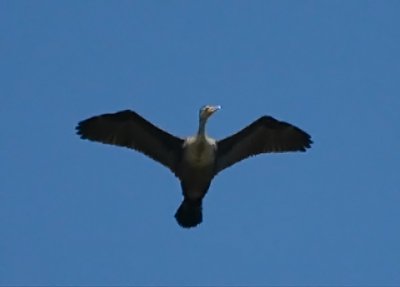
[175,199,202,228]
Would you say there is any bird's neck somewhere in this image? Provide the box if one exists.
[197,117,208,138]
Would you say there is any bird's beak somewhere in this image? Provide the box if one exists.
[209,105,221,114]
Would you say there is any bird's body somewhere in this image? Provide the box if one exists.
[181,136,216,200]
[183,135,216,168]
[76,105,312,228]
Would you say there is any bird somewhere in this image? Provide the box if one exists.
[76,105,312,228]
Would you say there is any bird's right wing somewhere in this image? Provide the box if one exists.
[76,110,184,175]
[215,116,312,174]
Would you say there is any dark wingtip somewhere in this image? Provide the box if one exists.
[303,135,313,150]
[75,120,88,139]
[74,110,136,141]
[260,116,313,147]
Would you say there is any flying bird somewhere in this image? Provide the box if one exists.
[76,105,312,228]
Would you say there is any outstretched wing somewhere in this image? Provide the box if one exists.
[215,116,312,174]
[76,110,184,175]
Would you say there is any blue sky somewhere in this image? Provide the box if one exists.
[1,1,399,286]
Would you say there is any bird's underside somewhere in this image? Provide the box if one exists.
[76,106,312,228]
[175,162,215,228]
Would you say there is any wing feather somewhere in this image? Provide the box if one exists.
[215,116,312,173]
[76,110,184,175]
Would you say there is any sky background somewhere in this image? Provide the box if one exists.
[1,1,399,286]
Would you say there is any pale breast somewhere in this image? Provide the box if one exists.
[183,137,217,167]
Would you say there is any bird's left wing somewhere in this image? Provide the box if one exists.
[215,116,312,174]
[76,110,184,175]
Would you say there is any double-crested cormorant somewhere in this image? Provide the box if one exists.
[76,105,312,228]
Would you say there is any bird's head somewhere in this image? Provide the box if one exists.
[199,105,221,121]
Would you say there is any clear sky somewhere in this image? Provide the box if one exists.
[1,1,399,286]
